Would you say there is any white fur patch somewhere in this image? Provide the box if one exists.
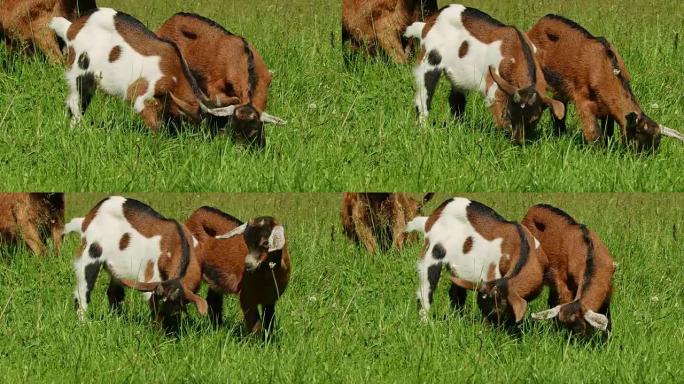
[63,8,163,113]
[422,197,504,283]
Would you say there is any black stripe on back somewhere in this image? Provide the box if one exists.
[241,38,258,100]
[467,200,511,223]
[159,37,205,99]
[463,7,506,27]
[199,206,244,225]
[534,204,579,225]
[579,224,595,294]
[173,12,235,35]
[123,198,167,220]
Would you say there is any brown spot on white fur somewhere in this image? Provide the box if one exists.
[126,78,149,102]
[119,232,130,250]
[108,45,121,62]
[458,40,469,58]
[462,236,473,253]
[144,260,155,282]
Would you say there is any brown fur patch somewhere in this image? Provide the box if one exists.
[67,47,76,67]
[119,233,130,250]
[144,260,155,282]
[126,78,149,101]
[462,236,473,253]
[67,15,90,41]
[108,45,122,62]
[458,40,469,58]
[486,262,497,281]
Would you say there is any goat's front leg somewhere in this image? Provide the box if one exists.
[73,254,102,320]
[577,100,601,143]
[14,211,45,255]
[206,289,224,327]
[242,305,262,334]
[416,256,442,321]
[262,304,276,335]
[352,203,378,254]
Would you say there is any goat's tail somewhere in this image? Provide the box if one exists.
[63,217,84,236]
[49,17,72,43]
[405,216,428,235]
[404,22,426,40]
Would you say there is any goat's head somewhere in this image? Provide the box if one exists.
[215,217,287,272]
[624,112,684,152]
[476,279,527,326]
[199,101,286,148]
[120,278,207,330]
[489,66,565,144]
[532,300,609,336]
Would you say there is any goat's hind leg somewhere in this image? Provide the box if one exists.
[416,256,442,321]
[413,60,442,126]
[66,71,96,127]
[73,252,102,320]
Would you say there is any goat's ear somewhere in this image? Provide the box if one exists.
[531,305,561,320]
[261,112,287,125]
[584,310,609,331]
[184,289,208,315]
[169,92,197,116]
[508,290,528,322]
[541,94,565,120]
[216,223,247,239]
[268,225,286,252]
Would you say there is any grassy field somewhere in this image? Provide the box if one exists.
[1,0,683,192]
[0,193,682,382]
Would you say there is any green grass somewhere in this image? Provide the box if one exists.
[1,0,683,191]
[1,193,683,382]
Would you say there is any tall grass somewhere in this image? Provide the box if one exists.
[1,0,683,191]
[0,193,682,382]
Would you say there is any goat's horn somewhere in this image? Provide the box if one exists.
[660,125,684,142]
[216,223,247,239]
[260,112,287,125]
[488,66,517,97]
[200,101,236,117]
[118,278,159,292]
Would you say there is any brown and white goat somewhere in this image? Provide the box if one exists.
[405,4,565,144]
[48,8,232,130]
[186,206,290,335]
[157,13,285,147]
[522,204,615,336]
[0,0,95,62]
[341,192,433,254]
[406,197,547,326]
[528,14,684,151]
[63,196,207,331]
[342,0,438,63]
[0,193,64,255]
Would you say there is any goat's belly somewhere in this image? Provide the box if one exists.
[444,243,503,283]
[103,236,163,282]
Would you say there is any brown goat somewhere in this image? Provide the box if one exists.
[341,192,433,254]
[157,13,285,147]
[63,196,206,332]
[406,197,548,326]
[0,0,95,62]
[186,206,290,335]
[342,0,438,63]
[0,193,64,255]
[522,204,615,336]
[528,14,684,151]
